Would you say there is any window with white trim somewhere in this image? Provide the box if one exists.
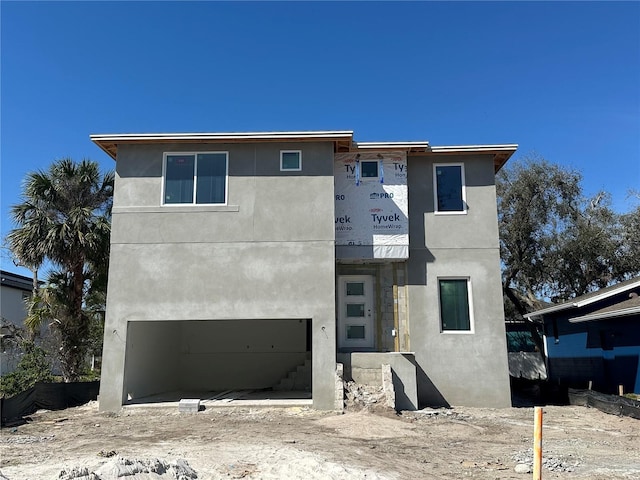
[439,278,473,332]
[163,152,228,205]
[434,163,466,213]
[280,150,302,171]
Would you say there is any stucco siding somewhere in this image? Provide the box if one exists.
[406,154,510,407]
[100,141,337,411]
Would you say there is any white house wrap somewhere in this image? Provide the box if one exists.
[334,152,409,260]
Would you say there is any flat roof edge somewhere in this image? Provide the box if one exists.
[356,141,430,148]
[430,144,519,153]
[90,131,354,141]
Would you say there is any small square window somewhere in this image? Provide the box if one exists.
[280,151,302,171]
[361,161,378,178]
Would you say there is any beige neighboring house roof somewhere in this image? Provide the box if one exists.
[524,277,640,321]
[90,131,517,172]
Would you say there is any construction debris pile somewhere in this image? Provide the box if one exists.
[513,448,580,473]
[343,381,394,412]
[57,457,198,480]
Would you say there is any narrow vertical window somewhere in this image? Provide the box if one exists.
[165,155,195,204]
[196,153,227,204]
[434,164,466,212]
[439,278,472,332]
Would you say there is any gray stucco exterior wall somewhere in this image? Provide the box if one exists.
[98,135,513,412]
[406,154,511,407]
[99,142,337,411]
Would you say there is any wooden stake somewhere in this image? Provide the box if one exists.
[588,380,592,390]
[533,407,543,480]
[619,385,624,396]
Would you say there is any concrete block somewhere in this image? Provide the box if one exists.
[335,363,344,412]
[179,398,201,414]
[351,367,381,385]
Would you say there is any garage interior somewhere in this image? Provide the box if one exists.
[122,319,312,405]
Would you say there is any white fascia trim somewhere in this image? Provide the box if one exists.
[524,278,640,319]
[569,306,640,323]
[356,141,429,149]
[430,144,518,153]
[573,279,640,307]
[90,131,354,142]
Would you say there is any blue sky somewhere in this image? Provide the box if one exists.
[2,1,639,277]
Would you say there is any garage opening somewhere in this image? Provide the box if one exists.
[122,319,312,405]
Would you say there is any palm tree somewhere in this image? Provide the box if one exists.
[7,158,114,382]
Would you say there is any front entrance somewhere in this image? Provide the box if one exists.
[337,275,375,350]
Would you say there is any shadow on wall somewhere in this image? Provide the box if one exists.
[410,357,450,408]
[391,370,418,411]
[406,248,435,286]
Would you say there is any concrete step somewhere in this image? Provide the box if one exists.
[273,357,312,392]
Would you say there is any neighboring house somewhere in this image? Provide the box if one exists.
[1,270,34,374]
[525,277,640,395]
[91,131,516,411]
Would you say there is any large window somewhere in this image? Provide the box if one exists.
[434,164,466,213]
[164,152,228,205]
[439,278,473,332]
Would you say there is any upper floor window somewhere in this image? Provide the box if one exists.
[163,152,228,205]
[439,278,474,333]
[280,150,302,171]
[360,161,379,178]
[434,163,466,213]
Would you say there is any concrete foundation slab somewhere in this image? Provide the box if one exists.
[125,390,312,410]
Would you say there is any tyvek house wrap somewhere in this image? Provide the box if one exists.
[334,152,408,260]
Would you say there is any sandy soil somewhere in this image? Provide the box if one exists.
[1,402,639,479]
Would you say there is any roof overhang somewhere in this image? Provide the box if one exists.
[90,132,517,172]
[90,131,355,160]
[428,144,518,172]
[355,141,430,154]
[1,270,35,291]
[569,306,640,323]
[524,278,640,320]
[353,143,517,172]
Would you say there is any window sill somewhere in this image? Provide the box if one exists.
[434,210,468,215]
[113,205,240,214]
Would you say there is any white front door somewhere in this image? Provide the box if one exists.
[337,275,375,350]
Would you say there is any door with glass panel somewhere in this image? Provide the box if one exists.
[338,275,375,349]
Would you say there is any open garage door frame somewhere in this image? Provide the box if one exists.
[122,319,312,405]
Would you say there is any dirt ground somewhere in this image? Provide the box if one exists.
[1,401,639,480]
